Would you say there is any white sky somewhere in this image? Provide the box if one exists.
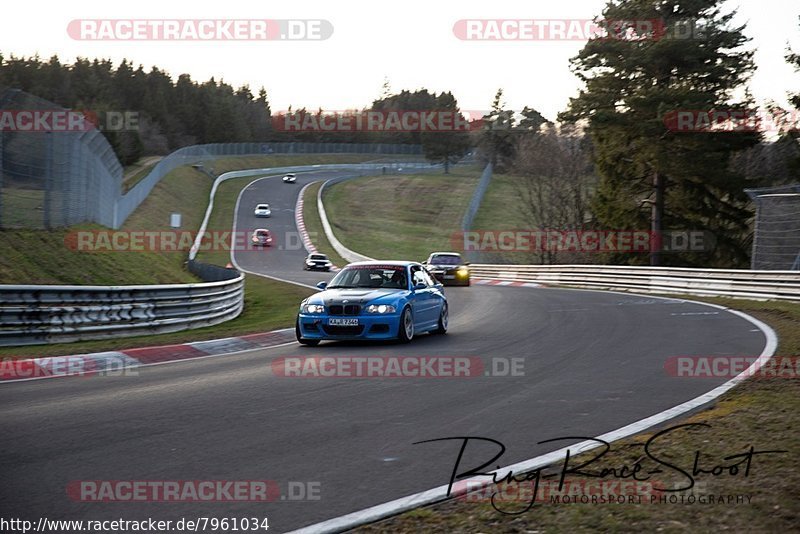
[2,0,799,120]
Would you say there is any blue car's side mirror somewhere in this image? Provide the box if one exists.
[413,282,427,291]
[316,281,327,290]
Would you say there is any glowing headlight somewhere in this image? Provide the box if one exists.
[366,304,396,314]
[303,304,325,313]
[457,267,469,276]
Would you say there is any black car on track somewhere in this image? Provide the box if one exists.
[422,252,470,286]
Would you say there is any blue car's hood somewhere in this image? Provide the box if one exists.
[313,287,404,305]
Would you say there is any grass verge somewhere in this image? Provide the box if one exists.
[0,165,209,285]
[122,156,163,193]
[321,167,482,261]
[1,156,381,357]
[355,295,800,533]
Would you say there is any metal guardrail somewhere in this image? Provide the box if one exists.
[190,162,439,262]
[0,260,243,346]
[470,264,800,301]
[1,161,425,347]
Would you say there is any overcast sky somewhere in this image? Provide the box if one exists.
[3,0,799,120]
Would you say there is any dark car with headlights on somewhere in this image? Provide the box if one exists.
[423,252,470,286]
[304,253,333,271]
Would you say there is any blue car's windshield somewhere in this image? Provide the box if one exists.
[328,265,408,289]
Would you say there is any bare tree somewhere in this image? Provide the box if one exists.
[511,125,596,264]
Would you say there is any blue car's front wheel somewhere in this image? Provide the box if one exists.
[397,307,414,343]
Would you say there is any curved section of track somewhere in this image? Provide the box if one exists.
[0,170,771,533]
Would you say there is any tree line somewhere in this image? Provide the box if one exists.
[2,2,799,268]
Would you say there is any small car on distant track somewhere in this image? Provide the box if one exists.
[423,252,470,286]
[282,173,297,183]
[253,203,271,217]
[295,261,448,345]
[304,253,333,271]
[251,228,273,247]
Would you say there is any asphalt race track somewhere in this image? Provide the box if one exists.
[0,171,770,532]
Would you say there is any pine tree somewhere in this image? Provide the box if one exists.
[420,92,470,173]
[561,0,760,267]
[477,89,516,171]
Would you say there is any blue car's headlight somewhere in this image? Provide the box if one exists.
[366,304,396,314]
[303,304,325,314]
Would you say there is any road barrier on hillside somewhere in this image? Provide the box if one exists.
[0,161,427,347]
[461,163,493,231]
[470,264,800,301]
[188,162,437,261]
[0,260,243,346]
[0,86,426,232]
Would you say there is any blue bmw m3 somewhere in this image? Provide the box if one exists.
[295,261,448,345]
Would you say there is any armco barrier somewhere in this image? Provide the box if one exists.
[0,260,243,346]
[189,162,438,261]
[0,161,427,347]
[470,264,800,301]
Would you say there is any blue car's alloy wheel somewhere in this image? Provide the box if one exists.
[435,303,448,334]
[398,307,414,343]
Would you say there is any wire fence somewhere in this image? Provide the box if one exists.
[746,184,800,270]
[0,88,424,230]
[461,162,493,263]
[0,88,122,229]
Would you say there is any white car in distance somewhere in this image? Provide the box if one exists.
[254,203,271,217]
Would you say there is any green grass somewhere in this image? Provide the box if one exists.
[356,296,800,533]
[0,165,210,285]
[321,168,483,261]
[0,155,383,356]
[0,188,46,227]
[471,172,530,230]
[122,156,163,193]
[470,171,553,264]
[301,181,348,267]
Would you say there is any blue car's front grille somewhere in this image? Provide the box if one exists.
[328,304,360,316]
[322,325,364,336]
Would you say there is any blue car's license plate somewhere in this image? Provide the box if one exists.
[328,318,358,326]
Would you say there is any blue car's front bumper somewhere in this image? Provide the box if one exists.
[297,313,402,340]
